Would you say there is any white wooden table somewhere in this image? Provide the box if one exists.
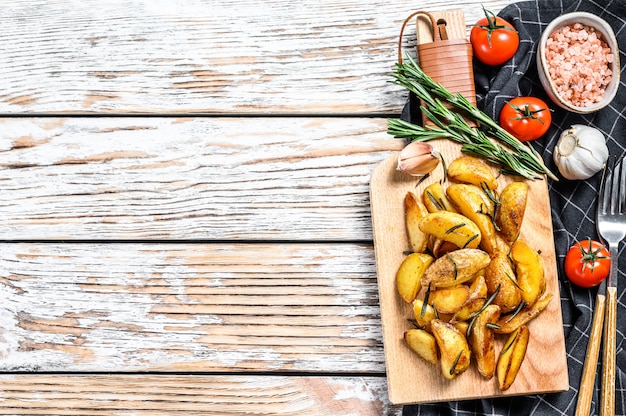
[0,0,513,414]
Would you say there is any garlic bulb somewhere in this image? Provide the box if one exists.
[397,141,441,176]
[553,125,609,180]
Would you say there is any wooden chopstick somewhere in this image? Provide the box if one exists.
[575,282,607,416]
[601,286,617,416]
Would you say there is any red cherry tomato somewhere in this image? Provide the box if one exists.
[498,97,552,142]
[564,239,611,288]
[470,8,519,66]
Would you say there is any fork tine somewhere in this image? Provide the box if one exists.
[616,157,626,214]
[598,158,611,217]
[610,158,618,215]
[609,156,625,215]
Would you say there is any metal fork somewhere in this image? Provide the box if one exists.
[596,156,626,416]
[575,160,622,416]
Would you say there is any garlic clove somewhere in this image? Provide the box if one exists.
[397,141,441,176]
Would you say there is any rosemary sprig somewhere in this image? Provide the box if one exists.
[388,116,534,179]
[388,54,558,181]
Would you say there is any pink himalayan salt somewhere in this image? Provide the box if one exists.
[545,23,614,107]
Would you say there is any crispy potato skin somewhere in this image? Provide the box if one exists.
[485,252,523,314]
[494,293,553,334]
[511,239,546,307]
[423,182,457,213]
[451,275,488,322]
[427,235,458,258]
[419,211,482,250]
[469,304,501,379]
[431,319,471,380]
[496,182,528,243]
[396,252,434,303]
[404,328,439,365]
[497,325,530,390]
[468,274,489,299]
[412,298,438,331]
[428,285,470,314]
[447,156,498,191]
[447,184,498,254]
[405,192,430,253]
[422,248,490,288]
[452,320,469,334]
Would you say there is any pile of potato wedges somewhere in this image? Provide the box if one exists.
[396,156,552,390]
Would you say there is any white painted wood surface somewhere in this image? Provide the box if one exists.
[0,242,383,372]
[0,375,398,416]
[0,0,517,414]
[0,0,512,114]
[0,117,401,240]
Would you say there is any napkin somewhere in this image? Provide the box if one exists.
[401,0,625,415]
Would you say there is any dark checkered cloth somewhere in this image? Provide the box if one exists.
[401,0,625,414]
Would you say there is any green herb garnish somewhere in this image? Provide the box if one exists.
[387,54,558,181]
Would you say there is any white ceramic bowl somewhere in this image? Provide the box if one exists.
[537,12,620,114]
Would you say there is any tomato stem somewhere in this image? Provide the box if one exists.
[474,6,517,47]
[578,238,611,273]
[505,101,551,124]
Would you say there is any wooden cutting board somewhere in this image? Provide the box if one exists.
[369,144,569,405]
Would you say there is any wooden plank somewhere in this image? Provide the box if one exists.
[0,117,402,241]
[370,153,568,404]
[0,0,514,115]
[0,375,402,416]
[0,242,384,373]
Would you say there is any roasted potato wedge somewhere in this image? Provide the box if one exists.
[447,184,498,254]
[469,304,501,380]
[447,156,498,191]
[452,297,487,323]
[404,328,439,365]
[422,248,490,288]
[497,325,530,390]
[431,319,472,380]
[390,162,552,387]
[405,192,430,253]
[423,181,457,213]
[412,298,438,330]
[428,236,458,258]
[496,182,528,243]
[495,233,512,254]
[511,239,546,307]
[396,252,434,303]
[477,186,498,219]
[428,285,471,315]
[485,252,523,314]
[452,320,469,335]
[468,273,489,299]
[494,293,553,334]
[418,211,481,250]
[451,275,488,322]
